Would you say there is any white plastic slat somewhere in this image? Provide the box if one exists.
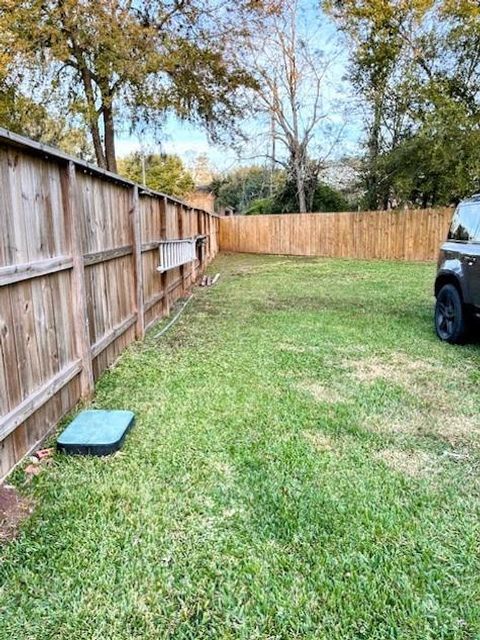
[157,238,196,273]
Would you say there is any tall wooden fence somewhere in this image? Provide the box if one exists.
[0,128,219,479]
[219,209,453,261]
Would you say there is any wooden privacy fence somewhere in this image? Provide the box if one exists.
[0,128,219,479]
[219,209,453,261]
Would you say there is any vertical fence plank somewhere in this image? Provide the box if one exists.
[64,161,94,398]
[131,186,145,339]
[161,197,170,316]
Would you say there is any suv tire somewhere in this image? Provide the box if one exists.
[435,284,467,344]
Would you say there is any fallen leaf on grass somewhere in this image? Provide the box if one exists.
[36,448,54,460]
[24,464,43,477]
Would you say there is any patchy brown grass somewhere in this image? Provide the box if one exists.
[0,485,33,543]
[373,448,437,479]
[303,430,334,452]
[345,352,480,446]
[297,380,347,404]
[366,408,480,445]
[437,415,480,443]
[349,352,436,385]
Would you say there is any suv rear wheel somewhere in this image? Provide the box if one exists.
[435,284,467,344]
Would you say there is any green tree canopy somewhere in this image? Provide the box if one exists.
[325,0,480,209]
[211,166,283,213]
[0,0,272,171]
[212,163,349,214]
[118,152,194,198]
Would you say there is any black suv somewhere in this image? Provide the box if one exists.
[435,195,480,343]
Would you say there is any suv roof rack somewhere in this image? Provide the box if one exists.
[465,193,480,201]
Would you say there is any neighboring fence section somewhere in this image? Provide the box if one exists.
[219,209,453,261]
[0,128,219,479]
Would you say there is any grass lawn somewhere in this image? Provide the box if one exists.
[1,253,480,639]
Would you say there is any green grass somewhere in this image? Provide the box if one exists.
[2,253,480,639]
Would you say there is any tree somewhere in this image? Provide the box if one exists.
[211,166,283,212]
[0,0,269,172]
[118,152,194,197]
[213,162,348,214]
[244,0,341,212]
[326,0,480,208]
[270,172,349,212]
[0,34,92,157]
[0,88,93,158]
[379,92,480,206]
[377,0,480,206]
[325,0,433,209]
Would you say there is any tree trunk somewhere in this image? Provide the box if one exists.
[103,103,117,173]
[293,153,307,213]
[73,51,107,169]
[297,174,307,213]
[366,94,383,210]
[77,72,105,168]
[90,118,107,170]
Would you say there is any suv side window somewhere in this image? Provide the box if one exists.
[448,203,480,242]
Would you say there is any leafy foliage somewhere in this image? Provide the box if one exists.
[212,164,348,214]
[0,91,93,158]
[379,95,480,206]
[327,0,480,208]
[0,41,92,157]
[244,197,276,215]
[118,153,194,197]
[0,0,270,170]
[270,175,349,213]
[211,166,282,212]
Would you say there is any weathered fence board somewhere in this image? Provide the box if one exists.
[0,127,219,480]
[219,209,453,262]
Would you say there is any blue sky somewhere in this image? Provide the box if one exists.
[116,118,238,172]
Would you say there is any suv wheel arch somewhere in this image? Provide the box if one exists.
[434,273,463,300]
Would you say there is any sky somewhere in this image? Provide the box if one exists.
[115,118,237,173]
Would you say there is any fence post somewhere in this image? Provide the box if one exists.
[199,210,206,270]
[161,197,170,317]
[178,204,186,293]
[65,161,94,398]
[207,214,212,262]
[196,209,201,276]
[131,185,145,339]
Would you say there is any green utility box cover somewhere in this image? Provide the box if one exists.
[57,410,135,456]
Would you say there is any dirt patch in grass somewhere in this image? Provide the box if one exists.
[366,410,480,443]
[349,352,436,385]
[0,485,33,543]
[374,448,436,478]
[303,431,334,451]
[297,381,346,404]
